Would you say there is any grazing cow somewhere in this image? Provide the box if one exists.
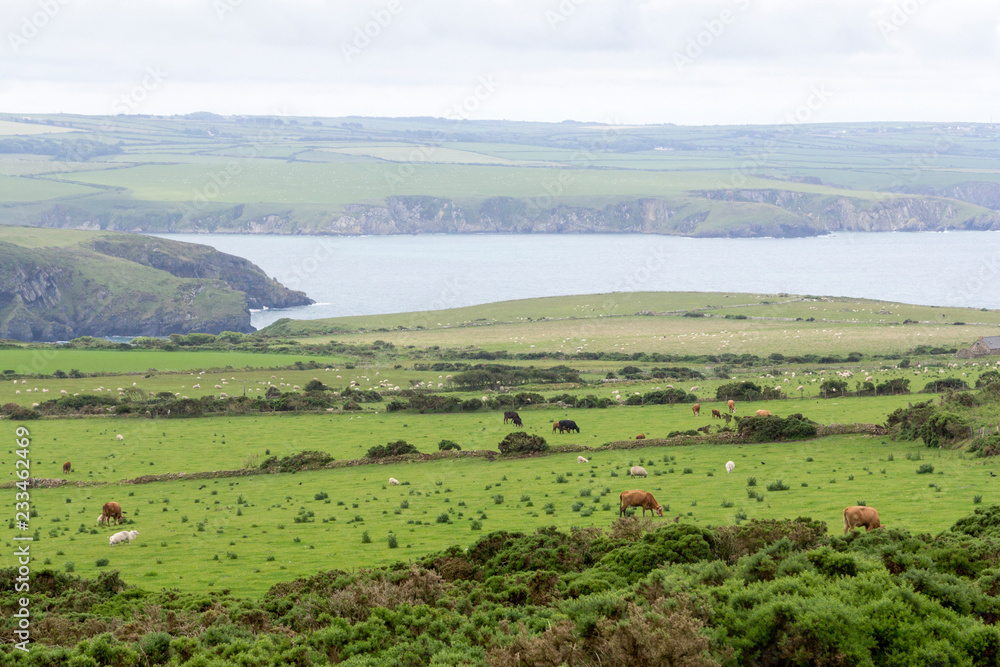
[629,466,647,478]
[577,456,588,463]
[116,434,124,441]
[553,421,561,432]
[692,403,701,417]
[555,419,580,433]
[63,461,71,474]
[728,400,736,414]
[725,461,735,473]
[109,530,139,546]
[756,409,772,417]
[388,478,400,486]
[843,506,882,534]
[635,434,645,440]
[503,411,520,424]
[619,490,663,517]
[101,502,125,526]
[711,409,722,419]
[512,415,523,428]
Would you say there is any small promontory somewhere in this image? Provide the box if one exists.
[0,226,312,341]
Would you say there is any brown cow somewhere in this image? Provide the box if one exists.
[635,434,645,440]
[62,461,71,473]
[101,502,125,526]
[553,421,561,432]
[692,403,701,416]
[619,490,664,518]
[843,506,882,534]
[756,409,772,417]
[711,409,722,419]
[728,399,736,414]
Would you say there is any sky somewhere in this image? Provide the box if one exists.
[2,0,999,126]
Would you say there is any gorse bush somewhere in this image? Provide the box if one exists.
[366,440,420,459]
[736,413,818,442]
[498,431,548,455]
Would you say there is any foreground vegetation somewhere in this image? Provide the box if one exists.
[4,507,1000,665]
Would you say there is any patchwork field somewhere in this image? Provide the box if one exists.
[4,291,1000,599]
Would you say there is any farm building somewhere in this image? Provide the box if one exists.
[957,336,1000,358]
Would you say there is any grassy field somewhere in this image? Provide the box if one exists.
[4,290,1000,598]
[2,114,999,236]
[19,429,995,596]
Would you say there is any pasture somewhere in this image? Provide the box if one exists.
[20,429,996,596]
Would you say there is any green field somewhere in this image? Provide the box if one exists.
[3,290,1000,597]
[2,113,999,236]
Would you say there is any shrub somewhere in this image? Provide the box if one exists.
[262,450,333,472]
[737,414,818,443]
[921,378,970,393]
[303,379,328,392]
[435,439,462,452]
[498,431,548,455]
[918,411,970,448]
[766,480,790,491]
[387,533,398,548]
[916,463,935,474]
[367,440,420,459]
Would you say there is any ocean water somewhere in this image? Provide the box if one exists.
[149,232,1000,329]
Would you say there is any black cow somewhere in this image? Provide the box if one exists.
[503,410,520,424]
[555,419,580,433]
[512,415,523,428]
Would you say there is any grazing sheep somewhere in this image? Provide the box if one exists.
[577,456,589,463]
[109,530,139,546]
[116,434,124,441]
[629,466,647,478]
[389,477,400,485]
[725,461,735,473]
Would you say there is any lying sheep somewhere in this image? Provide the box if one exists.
[109,530,139,546]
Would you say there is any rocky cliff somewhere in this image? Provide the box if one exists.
[0,229,312,342]
[21,188,1000,238]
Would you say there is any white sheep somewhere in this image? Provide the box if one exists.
[116,434,124,441]
[577,456,589,463]
[629,466,647,478]
[725,461,735,473]
[109,530,139,546]
[193,384,200,389]
[389,477,400,486]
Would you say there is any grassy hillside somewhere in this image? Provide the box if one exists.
[2,114,999,236]
[0,225,310,341]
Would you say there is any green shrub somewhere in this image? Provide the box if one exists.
[916,464,935,474]
[367,440,420,459]
[498,431,548,455]
[737,414,818,442]
[437,439,462,451]
[766,480,790,491]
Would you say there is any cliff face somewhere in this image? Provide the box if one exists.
[19,187,1000,238]
[0,229,310,342]
[89,236,313,309]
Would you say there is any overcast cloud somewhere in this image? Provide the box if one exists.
[1,0,998,125]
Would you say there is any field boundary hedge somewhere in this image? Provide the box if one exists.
[0,424,887,489]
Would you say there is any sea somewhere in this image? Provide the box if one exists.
[149,232,1000,330]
